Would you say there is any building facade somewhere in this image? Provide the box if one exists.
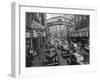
[26,12,47,50]
[67,15,90,44]
[47,16,70,40]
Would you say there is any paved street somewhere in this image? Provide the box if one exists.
[57,50,68,65]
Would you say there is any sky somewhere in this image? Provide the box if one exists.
[47,13,64,19]
[46,13,74,20]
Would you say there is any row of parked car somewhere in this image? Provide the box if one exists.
[43,44,89,66]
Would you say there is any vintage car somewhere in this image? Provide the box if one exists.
[62,51,71,59]
[43,48,59,66]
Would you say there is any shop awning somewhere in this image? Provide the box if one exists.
[68,27,89,37]
[31,23,45,30]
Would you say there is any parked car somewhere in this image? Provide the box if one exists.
[43,48,59,66]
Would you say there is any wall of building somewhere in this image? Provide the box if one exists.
[47,16,69,39]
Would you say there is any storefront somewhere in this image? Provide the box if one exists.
[68,28,89,44]
[69,29,89,37]
[26,23,46,51]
